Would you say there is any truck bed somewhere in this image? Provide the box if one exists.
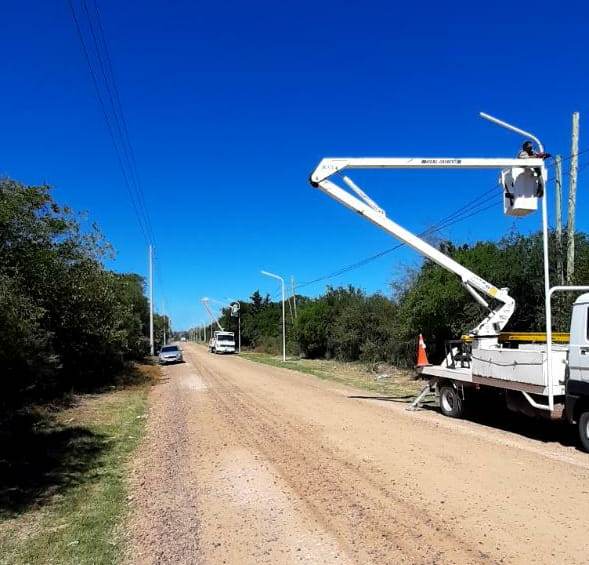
[418,345,567,396]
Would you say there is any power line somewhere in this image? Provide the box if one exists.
[84,0,157,247]
[294,183,502,293]
[547,147,589,167]
[297,202,501,291]
[67,0,156,247]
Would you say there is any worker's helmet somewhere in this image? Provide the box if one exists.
[522,140,533,151]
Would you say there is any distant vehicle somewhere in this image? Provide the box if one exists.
[208,331,236,354]
[180,337,187,342]
[159,344,184,364]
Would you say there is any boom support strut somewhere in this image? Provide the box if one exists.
[201,298,224,331]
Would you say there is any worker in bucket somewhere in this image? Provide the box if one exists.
[517,140,551,160]
[516,140,551,197]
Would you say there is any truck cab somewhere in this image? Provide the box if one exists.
[208,331,236,354]
[565,293,589,450]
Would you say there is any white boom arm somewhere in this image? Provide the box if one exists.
[309,157,544,337]
[201,298,224,331]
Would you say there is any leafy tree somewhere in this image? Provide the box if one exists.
[0,178,157,408]
[153,313,171,351]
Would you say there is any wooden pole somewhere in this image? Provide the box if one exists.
[554,155,564,285]
[149,245,154,355]
[566,112,580,284]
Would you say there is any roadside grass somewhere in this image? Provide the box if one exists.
[0,363,159,565]
[240,352,424,400]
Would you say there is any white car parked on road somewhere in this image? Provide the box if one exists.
[159,344,184,364]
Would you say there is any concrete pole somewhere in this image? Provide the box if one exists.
[287,288,294,320]
[281,280,286,362]
[149,245,154,355]
[554,155,564,285]
[566,112,580,284]
[162,301,167,346]
[291,275,297,319]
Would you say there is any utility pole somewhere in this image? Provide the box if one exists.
[148,245,154,355]
[287,289,294,320]
[291,275,297,319]
[162,301,167,346]
[567,112,580,284]
[555,155,564,285]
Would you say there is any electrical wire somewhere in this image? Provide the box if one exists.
[84,0,157,247]
[67,0,156,247]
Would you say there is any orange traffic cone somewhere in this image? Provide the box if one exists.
[416,334,430,367]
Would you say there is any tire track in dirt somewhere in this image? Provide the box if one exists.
[129,345,589,564]
[190,350,497,565]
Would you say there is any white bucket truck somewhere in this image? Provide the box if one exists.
[201,298,236,354]
[309,113,589,451]
[209,331,236,354]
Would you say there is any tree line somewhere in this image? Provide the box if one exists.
[193,230,589,366]
[0,179,166,411]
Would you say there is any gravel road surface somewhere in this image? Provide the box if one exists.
[128,342,589,564]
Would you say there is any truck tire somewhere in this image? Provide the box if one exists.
[579,411,589,453]
[439,385,464,418]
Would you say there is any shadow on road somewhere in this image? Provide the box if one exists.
[347,393,579,450]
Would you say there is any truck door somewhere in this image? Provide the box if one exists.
[569,301,589,383]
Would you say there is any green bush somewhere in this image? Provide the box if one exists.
[0,179,153,408]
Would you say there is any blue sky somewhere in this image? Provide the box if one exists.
[2,0,588,329]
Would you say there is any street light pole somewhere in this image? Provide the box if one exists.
[480,112,553,411]
[261,270,286,362]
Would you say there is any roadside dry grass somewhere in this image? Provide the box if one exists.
[240,352,423,400]
[0,363,159,565]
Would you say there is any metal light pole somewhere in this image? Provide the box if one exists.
[480,112,552,410]
[261,270,286,362]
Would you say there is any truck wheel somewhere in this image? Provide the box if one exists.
[578,411,589,453]
[439,385,464,418]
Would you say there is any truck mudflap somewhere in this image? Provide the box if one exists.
[565,380,589,424]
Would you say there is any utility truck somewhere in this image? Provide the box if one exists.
[309,112,589,451]
[209,331,236,354]
[201,298,236,354]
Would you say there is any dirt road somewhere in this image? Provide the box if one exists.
[128,343,589,564]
